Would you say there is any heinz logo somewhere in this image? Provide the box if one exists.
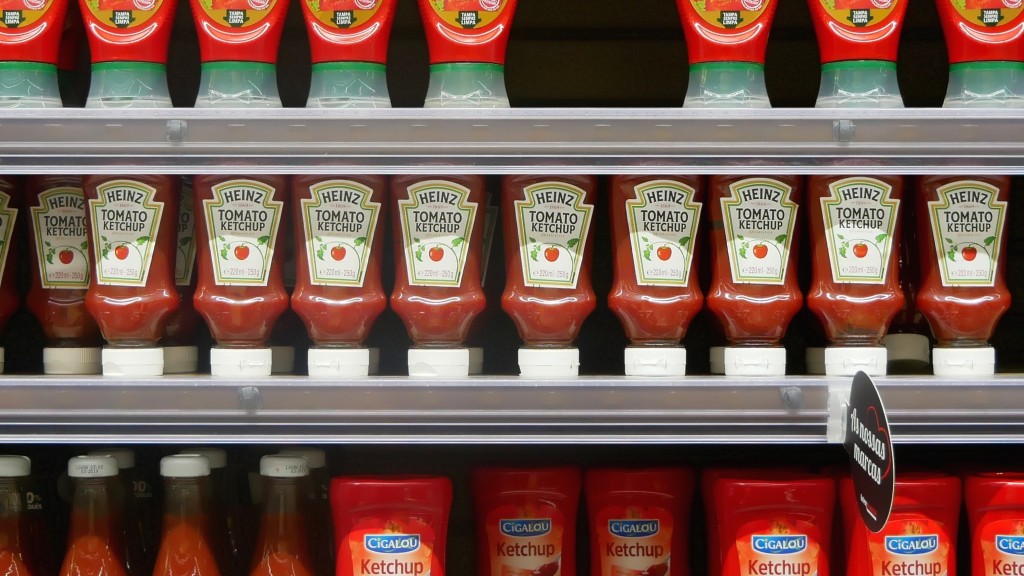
[996,536,1024,555]
[609,519,659,538]
[751,535,808,555]
[499,519,551,538]
[885,535,939,555]
[363,534,420,554]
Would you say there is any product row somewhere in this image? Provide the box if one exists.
[0,447,1018,576]
[0,173,1009,378]
[2,0,1023,109]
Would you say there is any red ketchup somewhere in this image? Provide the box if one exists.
[501,176,596,377]
[26,176,102,375]
[936,0,1024,107]
[291,176,387,377]
[916,176,1010,375]
[841,473,961,576]
[676,0,779,108]
[711,470,835,576]
[609,176,703,377]
[330,476,452,576]
[301,0,397,108]
[416,0,520,107]
[163,178,201,374]
[84,175,179,376]
[706,176,803,376]
[0,0,68,106]
[390,175,486,376]
[585,468,693,576]
[193,176,289,376]
[472,468,580,576]
[966,472,1024,576]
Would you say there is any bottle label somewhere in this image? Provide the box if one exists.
[202,179,283,287]
[595,506,672,576]
[300,179,381,287]
[175,180,197,286]
[513,182,593,290]
[82,0,164,30]
[927,180,1006,288]
[427,0,508,30]
[721,178,798,285]
[0,193,13,286]
[626,180,701,287]
[1,0,52,29]
[31,187,89,289]
[817,0,901,27]
[980,520,1024,576]
[820,177,899,284]
[689,0,771,30]
[196,0,278,29]
[89,180,163,287]
[868,520,949,576]
[398,180,477,287]
[347,519,435,576]
[486,506,564,576]
[306,0,380,29]
[948,0,1023,29]
[737,518,821,576]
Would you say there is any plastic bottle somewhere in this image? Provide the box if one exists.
[0,456,34,576]
[0,0,67,108]
[936,0,1024,108]
[966,471,1024,576]
[87,448,158,576]
[59,455,128,576]
[179,448,240,575]
[249,455,313,576]
[277,448,332,576]
[153,455,221,576]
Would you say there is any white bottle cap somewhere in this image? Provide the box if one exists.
[179,448,226,469]
[161,455,210,478]
[933,346,996,376]
[805,347,826,375]
[102,347,164,377]
[825,347,887,377]
[260,455,309,478]
[408,348,471,378]
[163,346,199,374]
[278,448,326,470]
[68,455,118,478]
[0,456,31,477]
[368,347,380,376]
[307,348,370,378]
[709,346,726,375]
[88,448,135,470]
[624,346,686,377]
[468,347,484,375]
[883,333,931,364]
[723,347,787,377]
[271,345,295,375]
[43,347,102,375]
[518,347,580,378]
[210,347,272,377]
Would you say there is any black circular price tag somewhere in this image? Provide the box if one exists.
[844,371,896,533]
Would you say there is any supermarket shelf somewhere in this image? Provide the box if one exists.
[0,376,1020,444]
[3,108,1024,175]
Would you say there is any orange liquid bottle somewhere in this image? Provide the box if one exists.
[0,456,34,576]
[180,448,241,575]
[153,455,221,576]
[249,455,313,576]
[59,456,128,576]
[277,448,332,576]
[87,448,157,576]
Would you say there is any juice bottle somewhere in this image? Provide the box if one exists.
[153,455,220,576]
[608,176,703,376]
[841,472,961,576]
[59,455,128,576]
[0,456,34,576]
[164,178,201,374]
[472,467,581,576]
[249,455,313,576]
[585,467,694,576]
[87,448,158,576]
[180,448,240,575]
[966,472,1024,576]
[278,448,332,576]
[26,176,102,375]
[501,176,597,377]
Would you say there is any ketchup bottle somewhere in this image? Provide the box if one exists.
[966,472,1024,576]
[706,176,803,376]
[60,456,128,576]
[500,175,596,377]
[249,456,314,576]
[609,176,703,377]
[391,175,487,376]
[153,455,221,576]
[163,179,201,374]
[26,176,102,375]
[0,456,34,576]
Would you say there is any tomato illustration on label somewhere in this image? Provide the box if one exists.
[202,179,283,287]
[398,181,477,288]
[690,0,771,29]
[427,0,506,29]
[721,178,798,285]
[626,181,701,287]
[32,187,90,289]
[301,180,381,287]
[821,177,899,284]
[89,181,163,287]
[514,182,593,290]
[82,0,164,28]
[927,180,1006,288]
